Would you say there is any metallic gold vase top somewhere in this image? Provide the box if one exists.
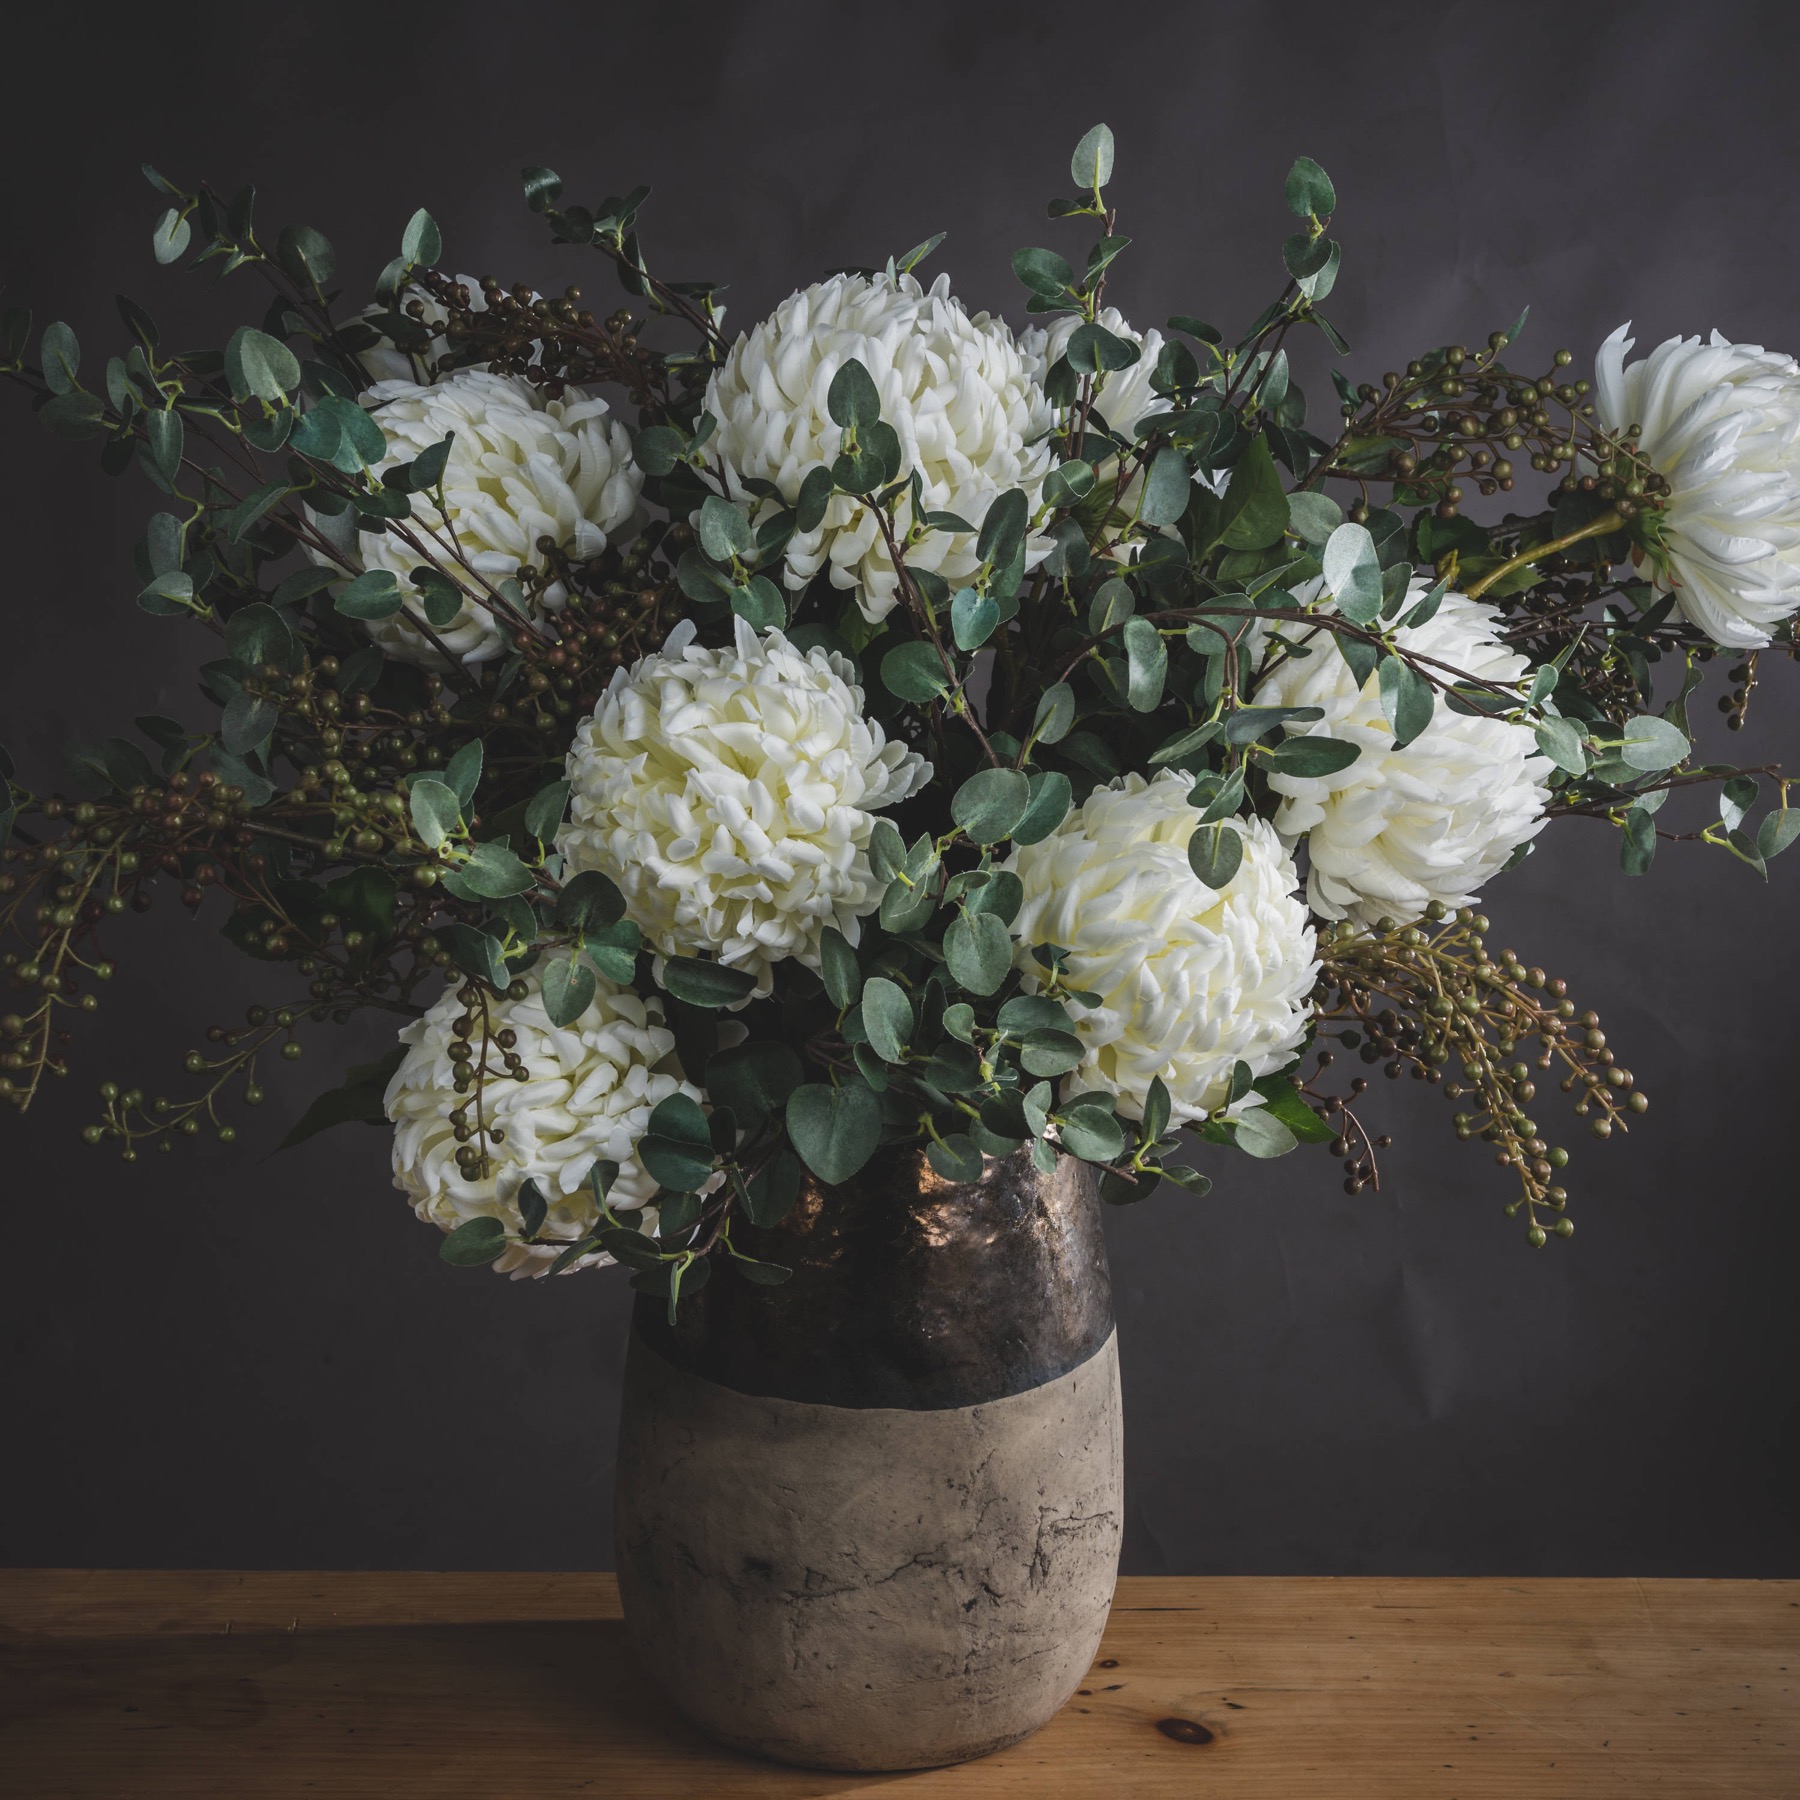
[614,1147,1124,1772]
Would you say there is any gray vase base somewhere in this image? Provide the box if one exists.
[614,1328,1124,1772]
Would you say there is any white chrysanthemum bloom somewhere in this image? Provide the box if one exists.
[1594,325,1800,648]
[311,369,642,667]
[1004,770,1317,1126]
[559,618,931,996]
[703,271,1054,621]
[385,968,700,1279]
[357,273,491,384]
[1253,579,1552,927]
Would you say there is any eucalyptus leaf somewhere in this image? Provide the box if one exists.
[786,1082,882,1186]
[951,767,1031,845]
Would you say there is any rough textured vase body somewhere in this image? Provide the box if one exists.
[613,1147,1122,1772]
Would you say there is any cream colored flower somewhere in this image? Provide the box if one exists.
[313,369,641,667]
[1253,580,1551,927]
[558,619,930,996]
[385,967,697,1278]
[1594,324,1800,648]
[1005,770,1317,1126]
[702,271,1054,620]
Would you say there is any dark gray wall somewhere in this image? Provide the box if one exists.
[3,0,1795,1576]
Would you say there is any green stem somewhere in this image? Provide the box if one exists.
[1464,510,1624,600]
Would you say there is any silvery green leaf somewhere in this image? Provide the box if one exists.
[1321,522,1382,623]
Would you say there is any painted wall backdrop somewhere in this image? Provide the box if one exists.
[2,0,1795,1577]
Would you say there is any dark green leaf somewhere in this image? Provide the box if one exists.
[744,1149,804,1227]
[660,957,757,1008]
[926,1133,986,1183]
[951,586,1001,650]
[1013,771,1073,846]
[952,767,1032,845]
[881,640,952,702]
[1032,683,1076,746]
[1758,807,1800,861]
[441,839,534,900]
[1057,1103,1124,1163]
[1284,156,1337,218]
[826,358,881,429]
[944,911,1013,995]
[1187,821,1244,889]
[785,1081,883,1186]
[1138,446,1192,529]
[541,957,597,1027]
[1265,735,1362,777]
[698,493,753,561]
[706,1042,803,1126]
[40,322,79,394]
[220,693,276,755]
[1011,246,1076,300]
[224,325,300,401]
[1377,654,1435,747]
[275,1047,405,1149]
[440,1217,509,1267]
[408,777,462,848]
[276,224,335,290]
[862,976,914,1063]
[818,926,861,1009]
[555,868,626,934]
[445,925,511,991]
[1218,434,1288,550]
[401,207,442,267]
[526,779,570,843]
[336,569,403,620]
[1621,805,1657,876]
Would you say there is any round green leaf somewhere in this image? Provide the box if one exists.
[925,1133,986,1184]
[1187,821,1244,890]
[861,976,914,1064]
[1012,771,1073,846]
[1617,714,1690,773]
[786,1082,882,1186]
[944,911,1014,996]
[440,1217,508,1267]
[881,641,952,703]
[951,767,1031,845]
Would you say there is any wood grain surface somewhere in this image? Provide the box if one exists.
[2,1571,1794,1796]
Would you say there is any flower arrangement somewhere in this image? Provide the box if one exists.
[3,129,1795,1306]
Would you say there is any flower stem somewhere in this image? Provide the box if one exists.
[1464,510,1624,600]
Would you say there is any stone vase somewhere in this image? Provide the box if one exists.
[612,1145,1122,1772]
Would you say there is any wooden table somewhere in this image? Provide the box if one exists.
[1,1572,1794,1796]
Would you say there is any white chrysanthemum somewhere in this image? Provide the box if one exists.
[703,271,1054,621]
[1004,770,1317,1126]
[1253,580,1552,927]
[385,968,699,1279]
[312,369,642,667]
[357,273,491,384]
[558,618,931,996]
[1594,325,1800,648]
